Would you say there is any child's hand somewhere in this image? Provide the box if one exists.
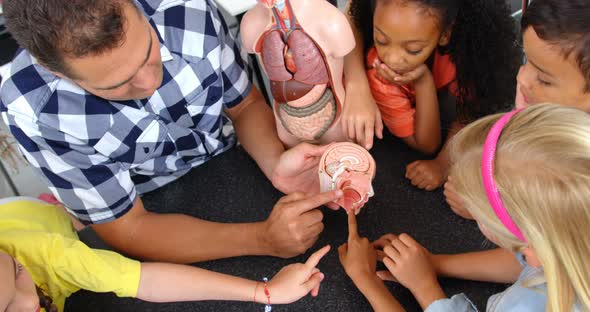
[444,176,473,219]
[338,212,378,282]
[380,234,447,309]
[405,159,446,191]
[341,87,384,150]
[381,234,437,293]
[266,245,330,304]
[371,233,400,282]
[374,59,429,86]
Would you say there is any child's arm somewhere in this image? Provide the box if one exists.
[374,235,522,284]
[341,0,383,150]
[399,66,441,154]
[432,248,523,284]
[378,233,446,310]
[339,212,406,312]
[136,245,330,304]
[406,121,463,191]
[372,59,441,154]
[347,275,405,312]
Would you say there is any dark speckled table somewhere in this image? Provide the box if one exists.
[65,133,507,312]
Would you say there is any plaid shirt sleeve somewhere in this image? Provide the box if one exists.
[3,99,138,225]
[210,1,253,108]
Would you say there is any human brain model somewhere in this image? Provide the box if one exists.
[319,142,376,214]
[241,0,355,147]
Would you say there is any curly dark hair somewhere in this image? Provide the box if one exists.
[348,0,521,121]
[3,0,136,78]
[522,0,590,92]
[36,285,58,312]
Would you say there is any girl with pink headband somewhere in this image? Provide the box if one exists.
[339,104,589,311]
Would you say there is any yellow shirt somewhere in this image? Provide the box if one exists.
[0,198,141,311]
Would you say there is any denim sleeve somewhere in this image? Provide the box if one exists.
[425,294,479,312]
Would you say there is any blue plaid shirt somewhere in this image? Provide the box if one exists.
[0,0,252,224]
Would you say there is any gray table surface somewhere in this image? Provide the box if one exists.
[65,134,506,311]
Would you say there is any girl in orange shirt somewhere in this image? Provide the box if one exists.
[344,0,520,189]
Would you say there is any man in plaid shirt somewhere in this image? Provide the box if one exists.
[0,0,342,262]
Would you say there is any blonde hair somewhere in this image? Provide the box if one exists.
[449,104,590,312]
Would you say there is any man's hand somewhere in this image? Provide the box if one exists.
[338,211,378,282]
[261,190,343,258]
[272,143,330,195]
[271,142,340,210]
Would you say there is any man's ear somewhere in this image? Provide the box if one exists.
[438,25,453,47]
[522,247,542,268]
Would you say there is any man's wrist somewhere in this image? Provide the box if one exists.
[263,150,282,182]
[252,221,274,256]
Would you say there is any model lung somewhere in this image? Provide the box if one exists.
[241,0,355,146]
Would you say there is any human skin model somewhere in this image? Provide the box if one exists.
[319,142,376,214]
[240,0,355,147]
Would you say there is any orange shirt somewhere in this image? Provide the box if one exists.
[366,47,457,138]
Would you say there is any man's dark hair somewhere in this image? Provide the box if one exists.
[522,0,590,92]
[4,0,135,77]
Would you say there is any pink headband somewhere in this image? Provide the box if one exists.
[481,109,527,242]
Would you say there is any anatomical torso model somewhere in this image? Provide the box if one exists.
[240,0,355,147]
[319,142,376,214]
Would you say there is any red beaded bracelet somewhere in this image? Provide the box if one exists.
[263,277,272,311]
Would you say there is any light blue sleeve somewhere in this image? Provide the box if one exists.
[425,294,479,312]
[514,252,528,268]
